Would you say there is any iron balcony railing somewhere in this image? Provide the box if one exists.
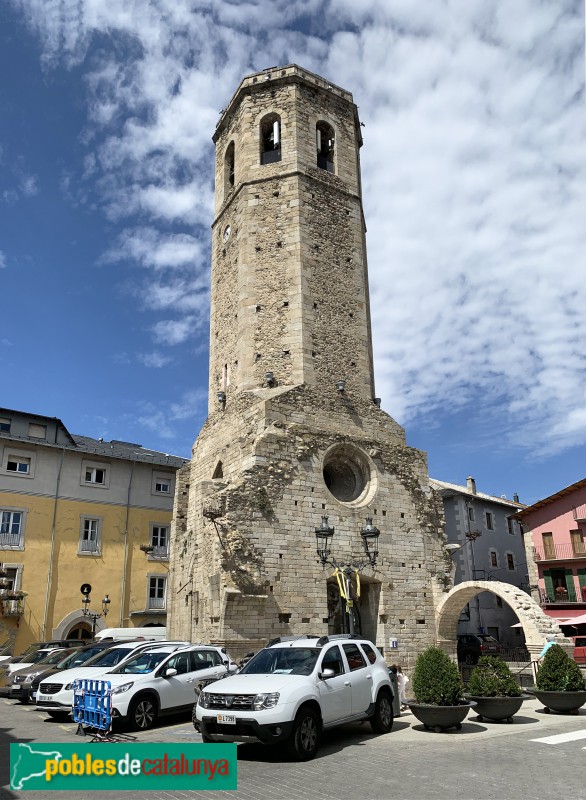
[533,543,586,561]
[538,587,586,604]
[0,533,22,548]
[79,539,100,553]
[0,596,25,616]
[148,596,166,610]
[149,544,169,559]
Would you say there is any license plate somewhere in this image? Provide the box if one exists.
[32,692,37,700]
[216,714,236,724]
[37,694,52,702]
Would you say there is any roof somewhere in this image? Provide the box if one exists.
[430,478,525,510]
[0,406,187,469]
[515,478,586,519]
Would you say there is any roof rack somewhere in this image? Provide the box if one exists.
[315,634,362,647]
[266,635,320,648]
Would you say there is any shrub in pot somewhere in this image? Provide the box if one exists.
[465,655,527,723]
[531,644,586,714]
[408,646,475,732]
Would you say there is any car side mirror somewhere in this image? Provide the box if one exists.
[164,668,178,678]
[319,668,335,680]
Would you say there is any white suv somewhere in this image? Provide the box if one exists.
[106,645,237,730]
[194,634,394,760]
[36,641,188,719]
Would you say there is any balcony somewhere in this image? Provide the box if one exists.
[573,504,586,521]
[0,533,22,548]
[149,545,169,560]
[0,595,25,616]
[539,587,586,605]
[148,596,166,610]
[79,539,100,554]
[533,543,586,561]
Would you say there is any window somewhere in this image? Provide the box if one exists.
[28,423,46,439]
[485,511,494,530]
[0,417,11,432]
[570,530,585,556]
[85,466,106,485]
[148,576,166,610]
[260,114,281,164]
[467,504,475,522]
[506,553,515,570]
[224,141,235,191]
[316,121,335,172]
[192,650,222,671]
[0,511,24,548]
[321,645,345,676]
[360,642,378,665]
[490,550,498,568]
[165,652,190,675]
[150,525,169,558]
[342,642,366,671]
[507,517,515,535]
[7,456,30,475]
[542,532,555,558]
[79,518,101,554]
[152,472,173,496]
[1,565,19,591]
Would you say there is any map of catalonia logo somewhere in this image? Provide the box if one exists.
[10,742,237,790]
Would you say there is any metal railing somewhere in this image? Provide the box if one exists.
[0,533,22,548]
[533,543,586,561]
[538,587,586,604]
[1,596,24,616]
[147,596,166,610]
[149,545,169,559]
[79,539,100,554]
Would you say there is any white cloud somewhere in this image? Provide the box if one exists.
[0,251,6,268]
[11,0,586,457]
[138,351,172,368]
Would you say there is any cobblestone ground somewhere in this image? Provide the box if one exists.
[2,697,586,800]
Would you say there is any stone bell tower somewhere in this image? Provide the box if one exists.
[168,65,448,660]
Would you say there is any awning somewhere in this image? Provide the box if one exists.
[558,612,586,626]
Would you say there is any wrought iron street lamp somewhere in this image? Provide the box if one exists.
[80,583,110,637]
[314,515,381,635]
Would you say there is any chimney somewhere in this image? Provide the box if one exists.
[513,492,519,503]
[466,476,477,495]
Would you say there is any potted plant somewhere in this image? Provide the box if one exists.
[529,644,586,714]
[465,655,529,723]
[407,646,476,732]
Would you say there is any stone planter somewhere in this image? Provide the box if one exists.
[527,689,586,715]
[465,694,530,723]
[407,701,476,732]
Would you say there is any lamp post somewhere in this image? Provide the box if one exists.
[80,583,110,638]
[315,516,381,635]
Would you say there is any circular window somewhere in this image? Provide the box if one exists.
[322,444,375,506]
[223,224,231,242]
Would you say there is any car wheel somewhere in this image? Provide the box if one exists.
[47,710,70,721]
[370,690,394,734]
[286,707,321,761]
[20,696,29,705]
[128,695,158,731]
[202,735,213,744]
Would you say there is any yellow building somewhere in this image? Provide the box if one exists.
[0,408,186,654]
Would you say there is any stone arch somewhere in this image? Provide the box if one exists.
[51,608,108,640]
[435,581,572,661]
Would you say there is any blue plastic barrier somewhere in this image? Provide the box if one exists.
[73,679,112,738]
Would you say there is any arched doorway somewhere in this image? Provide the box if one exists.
[326,575,380,641]
[65,621,93,640]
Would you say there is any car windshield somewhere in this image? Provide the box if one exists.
[241,648,320,675]
[111,651,170,675]
[37,650,70,666]
[17,644,43,661]
[479,636,499,643]
[81,647,135,668]
[65,647,110,668]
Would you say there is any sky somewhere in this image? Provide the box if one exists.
[1,0,585,506]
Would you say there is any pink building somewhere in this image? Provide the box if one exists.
[517,478,586,627]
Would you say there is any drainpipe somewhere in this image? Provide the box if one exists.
[119,460,136,626]
[42,447,66,639]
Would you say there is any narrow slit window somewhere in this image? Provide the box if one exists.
[224,141,235,192]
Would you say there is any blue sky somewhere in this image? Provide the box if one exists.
[1,1,585,506]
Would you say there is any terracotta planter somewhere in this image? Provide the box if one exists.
[407,700,476,732]
[465,694,530,723]
[527,689,586,715]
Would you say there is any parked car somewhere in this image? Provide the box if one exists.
[457,634,503,665]
[11,640,131,704]
[194,634,394,760]
[572,636,586,665]
[36,640,188,720]
[105,644,237,731]
[9,648,79,702]
[0,640,85,687]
